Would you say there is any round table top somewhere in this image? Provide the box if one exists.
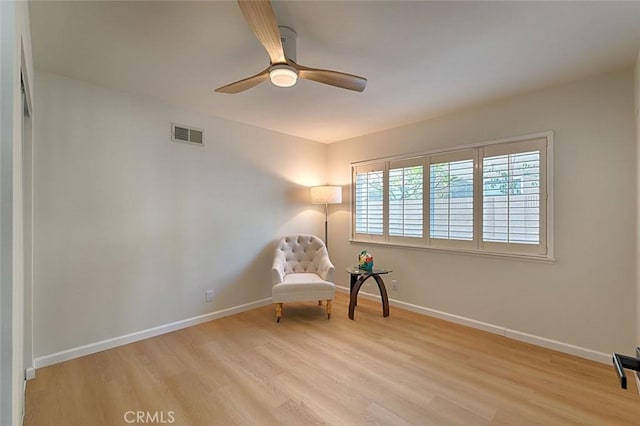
[346,267,391,275]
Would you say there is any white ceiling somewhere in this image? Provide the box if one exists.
[29,1,640,143]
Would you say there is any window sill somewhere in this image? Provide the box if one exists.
[349,239,555,263]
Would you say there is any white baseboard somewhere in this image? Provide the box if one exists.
[25,367,36,380]
[336,285,610,364]
[503,329,609,364]
[34,297,273,369]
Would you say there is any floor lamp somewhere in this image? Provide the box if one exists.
[311,185,342,249]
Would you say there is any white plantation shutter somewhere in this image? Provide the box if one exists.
[354,164,385,239]
[389,158,424,242]
[429,150,475,247]
[351,133,551,258]
[481,138,547,254]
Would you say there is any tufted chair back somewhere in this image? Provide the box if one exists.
[272,234,335,285]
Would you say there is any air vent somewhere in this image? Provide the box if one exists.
[189,129,203,144]
[171,123,205,146]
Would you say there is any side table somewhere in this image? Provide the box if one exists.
[346,267,391,320]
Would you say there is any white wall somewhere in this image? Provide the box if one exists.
[328,69,636,356]
[0,0,34,424]
[33,71,328,360]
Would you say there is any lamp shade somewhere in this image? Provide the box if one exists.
[310,186,342,204]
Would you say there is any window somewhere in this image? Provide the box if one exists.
[388,158,424,242]
[429,151,475,248]
[354,164,384,239]
[481,138,547,254]
[351,134,552,258]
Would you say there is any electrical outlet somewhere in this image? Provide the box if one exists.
[391,280,399,291]
[205,289,214,302]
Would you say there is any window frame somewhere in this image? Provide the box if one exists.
[479,138,547,256]
[350,132,554,261]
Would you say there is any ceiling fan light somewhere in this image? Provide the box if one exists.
[269,65,298,88]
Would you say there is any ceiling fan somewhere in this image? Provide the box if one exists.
[215,0,367,94]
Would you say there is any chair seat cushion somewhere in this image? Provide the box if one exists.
[272,273,336,303]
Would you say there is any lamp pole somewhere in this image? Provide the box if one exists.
[324,203,329,249]
[310,185,342,250]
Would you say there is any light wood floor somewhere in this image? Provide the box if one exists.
[25,292,640,425]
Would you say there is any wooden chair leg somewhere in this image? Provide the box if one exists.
[326,299,332,319]
[275,303,283,323]
[318,300,322,306]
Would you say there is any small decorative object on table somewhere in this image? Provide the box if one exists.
[358,250,374,272]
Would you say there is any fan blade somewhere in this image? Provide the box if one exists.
[238,0,286,65]
[215,67,270,94]
[294,64,367,92]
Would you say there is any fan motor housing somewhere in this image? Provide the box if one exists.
[279,26,297,63]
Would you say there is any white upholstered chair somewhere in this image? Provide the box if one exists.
[271,234,336,322]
